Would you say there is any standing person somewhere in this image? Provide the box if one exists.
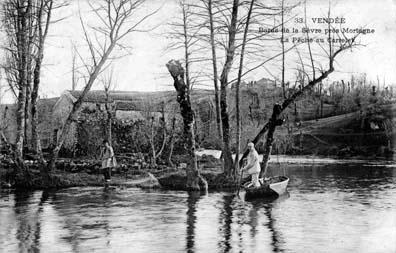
[100,140,117,183]
[241,142,261,188]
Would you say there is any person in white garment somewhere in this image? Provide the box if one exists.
[241,142,261,188]
[100,140,117,183]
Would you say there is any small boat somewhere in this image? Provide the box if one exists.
[244,176,289,199]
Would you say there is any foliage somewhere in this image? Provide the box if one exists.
[74,107,107,157]
[112,118,151,154]
[325,74,394,114]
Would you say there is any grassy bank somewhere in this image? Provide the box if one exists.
[0,168,161,190]
[0,169,240,191]
[158,170,239,190]
[0,162,241,191]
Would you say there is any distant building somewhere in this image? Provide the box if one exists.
[255,77,278,89]
[0,89,214,150]
[0,97,58,148]
[231,77,278,90]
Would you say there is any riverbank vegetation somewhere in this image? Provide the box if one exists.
[0,0,393,191]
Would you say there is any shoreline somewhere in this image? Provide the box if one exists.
[0,170,162,191]
[1,154,395,191]
[196,150,395,165]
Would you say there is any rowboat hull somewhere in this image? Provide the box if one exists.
[244,176,289,200]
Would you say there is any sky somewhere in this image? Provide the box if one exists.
[0,0,395,103]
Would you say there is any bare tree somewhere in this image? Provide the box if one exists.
[24,1,35,151]
[166,60,208,191]
[144,102,168,167]
[167,116,177,167]
[71,42,78,91]
[101,69,116,145]
[181,1,192,92]
[234,0,255,173]
[166,0,298,178]
[190,0,291,177]
[46,0,160,173]
[204,0,222,140]
[1,0,33,171]
[239,6,362,178]
[218,0,239,177]
[166,0,208,93]
[31,0,59,158]
[1,0,64,166]
[280,0,286,99]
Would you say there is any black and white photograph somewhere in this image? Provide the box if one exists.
[0,0,395,252]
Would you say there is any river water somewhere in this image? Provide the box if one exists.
[1,161,395,253]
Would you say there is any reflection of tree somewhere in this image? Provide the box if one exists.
[50,188,115,251]
[248,195,288,253]
[186,191,202,253]
[217,194,286,252]
[14,191,35,251]
[248,204,258,238]
[32,191,50,251]
[217,194,235,252]
[263,203,282,253]
[13,190,51,252]
[102,188,112,247]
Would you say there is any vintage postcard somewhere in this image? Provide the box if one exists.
[0,0,395,252]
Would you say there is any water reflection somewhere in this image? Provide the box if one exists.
[14,191,36,252]
[0,163,395,252]
[33,191,50,252]
[102,189,112,248]
[218,194,234,252]
[54,188,117,252]
[12,190,50,253]
[186,192,204,252]
[249,194,289,253]
[214,193,290,253]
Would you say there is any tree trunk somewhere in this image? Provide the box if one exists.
[32,0,52,159]
[281,0,286,99]
[14,86,27,173]
[259,104,284,178]
[24,2,35,151]
[149,116,157,166]
[208,0,223,141]
[235,0,255,173]
[147,110,168,167]
[166,60,208,191]
[182,4,191,92]
[14,0,32,169]
[219,0,239,177]
[24,82,31,150]
[155,104,167,161]
[15,84,27,164]
[107,117,112,144]
[104,93,112,144]
[32,62,43,157]
[167,116,176,167]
